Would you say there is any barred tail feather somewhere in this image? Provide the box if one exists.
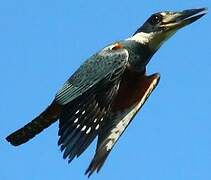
[6,101,61,146]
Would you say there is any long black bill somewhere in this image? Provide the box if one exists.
[179,8,208,25]
[161,8,208,31]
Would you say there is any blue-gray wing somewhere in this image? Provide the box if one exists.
[56,47,129,164]
[55,48,129,105]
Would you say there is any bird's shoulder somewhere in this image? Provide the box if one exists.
[55,42,129,105]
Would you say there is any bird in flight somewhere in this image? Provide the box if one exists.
[6,8,207,177]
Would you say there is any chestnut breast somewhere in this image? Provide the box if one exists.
[112,69,152,112]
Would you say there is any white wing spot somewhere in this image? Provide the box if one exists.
[75,110,80,114]
[76,124,80,129]
[106,140,113,151]
[81,125,86,131]
[94,118,97,123]
[100,118,104,122]
[82,110,85,115]
[95,124,100,130]
[86,127,91,134]
[74,118,79,123]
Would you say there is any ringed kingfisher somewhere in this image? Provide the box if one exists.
[6,8,207,177]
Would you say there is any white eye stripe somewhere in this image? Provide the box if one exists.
[75,110,80,114]
[94,118,97,123]
[82,110,85,115]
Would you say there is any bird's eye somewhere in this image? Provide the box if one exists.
[149,14,163,25]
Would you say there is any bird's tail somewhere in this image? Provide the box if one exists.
[6,101,62,146]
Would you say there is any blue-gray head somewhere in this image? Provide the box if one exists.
[128,8,208,51]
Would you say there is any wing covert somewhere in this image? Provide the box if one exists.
[57,45,129,164]
[55,47,129,105]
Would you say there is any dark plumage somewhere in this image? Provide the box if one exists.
[6,8,207,177]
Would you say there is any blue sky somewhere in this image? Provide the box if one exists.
[1,1,211,180]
